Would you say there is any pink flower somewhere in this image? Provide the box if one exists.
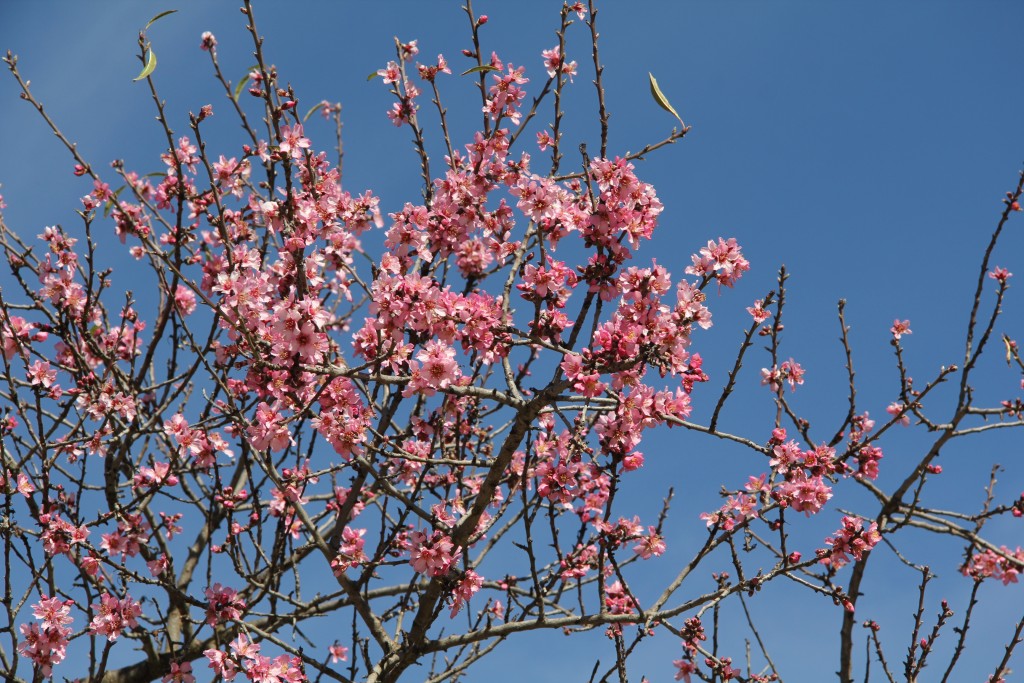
[747,298,772,324]
[409,529,460,576]
[204,648,239,681]
[777,472,832,516]
[780,358,805,390]
[674,659,696,682]
[329,642,349,663]
[16,472,35,498]
[536,130,553,151]
[685,237,750,287]
[174,285,197,316]
[162,661,195,683]
[449,569,484,617]
[633,527,666,559]
[205,583,246,626]
[962,546,1024,585]
[18,612,72,677]
[89,593,142,641]
[890,319,912,340]
[279,123,310,159]
[32,595,74,631]
[331,527,368,575]
[200,32,217,51]
[762,359,804,392]
[821,517,881,569]
[404,341,461,397]
[542,46,562,78]
[147,554,170,577]
[886,401,910,426]
[989,266,1013,283]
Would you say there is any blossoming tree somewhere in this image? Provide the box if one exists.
[1,3,1023,682]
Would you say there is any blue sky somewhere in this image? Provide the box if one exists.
[2,2,1024,681]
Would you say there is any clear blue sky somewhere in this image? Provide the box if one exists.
[2,2,1023,681]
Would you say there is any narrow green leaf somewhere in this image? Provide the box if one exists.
[303,102,326,122]
[233,73,251,102]
[648,72,683,126]
[144,9,177,31]
[367,71,380,81]
[103,186,126,218]
[133,47,157,82]
[461,64,500,76]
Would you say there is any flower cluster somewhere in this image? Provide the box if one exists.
[819,516,881,569]
[17,596,74,677]
[205,634,306,682]
[205,583,246,626]
[962,547,1024,585]
[89,593,142,641]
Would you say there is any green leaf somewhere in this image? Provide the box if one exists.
[144,9,177,31]
[461,64,500,76]
[103,186,126,219]
[303,102,326,122]
[367,71,380,81]
[133,47,157,82]
[232,65,260,101]
[648,72,683,126]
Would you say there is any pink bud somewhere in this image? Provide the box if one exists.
[478,15,489,25]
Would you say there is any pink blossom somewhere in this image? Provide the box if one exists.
[989,266,1012,283]
[963,546,1024,585]
[205,648,240,681]
[886,401,910,426]
[780,358,805,390]
[404,341,461,397]
[603,580,637,615]
[89,593,142,641]
[777,472,832,516]
[18,612,72,678]
[747,298,772,324]
[32,595,74,631]
[329,642,349,663]
[162,661,195,683]
[16,472,35,498]
[821,516,881,569]
[147,554,170,577]
[673,659,696,682]
[409,529,460,576]
[633,527,667,559]
[174,285,197,316]
[685,237,750,287]
[279,124,311,160]
[205,583,246,625]
[449,569,484,617]
[891,319,912,340]
[331,527,368,574]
